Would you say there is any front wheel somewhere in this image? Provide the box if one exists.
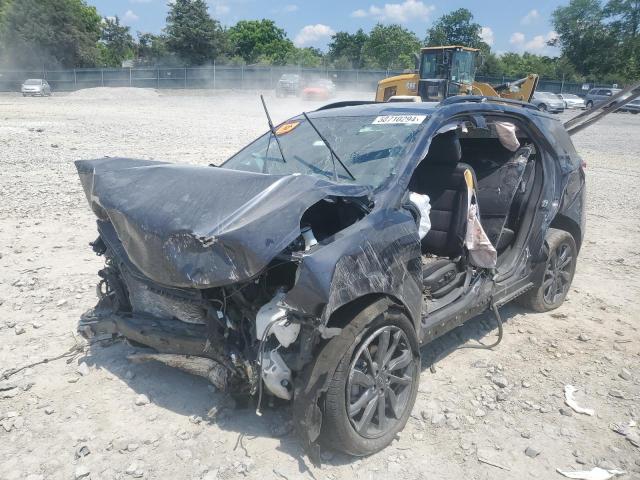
[518,228,577,312]
[318,302,420,456]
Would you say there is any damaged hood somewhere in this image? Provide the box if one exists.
[76,158,371,288]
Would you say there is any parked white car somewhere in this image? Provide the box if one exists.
[557,93,586,110]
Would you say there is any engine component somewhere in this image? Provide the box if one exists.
[256,291,300,348]
[301,226,318,251]
[261,349,292,400]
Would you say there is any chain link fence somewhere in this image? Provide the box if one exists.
[0,65,617,95]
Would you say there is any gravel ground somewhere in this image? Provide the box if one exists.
[1,88,639,480]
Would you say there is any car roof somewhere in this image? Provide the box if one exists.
[308,98,551,122]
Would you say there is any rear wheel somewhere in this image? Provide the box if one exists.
[538,103,547,112]
[319,303,420,456]
[519,228,577,312]
[586,101,594,109]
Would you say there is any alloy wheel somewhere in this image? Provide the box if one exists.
[543,242,574,305]
[346,325,417,439]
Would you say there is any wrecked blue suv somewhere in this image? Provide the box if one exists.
[77,97,587,460]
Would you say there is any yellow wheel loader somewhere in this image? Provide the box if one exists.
[375,45,539,103]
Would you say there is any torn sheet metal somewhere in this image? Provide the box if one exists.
[564,384,595,416]
[76,158,371,288]
[282,209,423,328]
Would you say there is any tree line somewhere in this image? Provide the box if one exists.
[0,0,638,83]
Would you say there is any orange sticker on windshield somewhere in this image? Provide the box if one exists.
[276,121,300,135]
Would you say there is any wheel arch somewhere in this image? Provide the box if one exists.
[325,293,418,337]
[550,214,583,252]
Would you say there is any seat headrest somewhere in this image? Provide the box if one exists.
[425,130,462,165]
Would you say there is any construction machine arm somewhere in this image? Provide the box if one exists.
[564,81,640,136]
[472,74,539,103]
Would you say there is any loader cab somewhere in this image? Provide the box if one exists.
[418,46,479,101]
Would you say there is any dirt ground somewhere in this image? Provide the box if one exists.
[1,88,639,480]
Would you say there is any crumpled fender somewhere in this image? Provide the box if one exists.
[282,208,423,329]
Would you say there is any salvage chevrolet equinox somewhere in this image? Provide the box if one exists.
[77,97,587,460]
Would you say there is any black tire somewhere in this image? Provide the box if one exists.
[518,228,577,312]
[539,103,547,112]
[586,101,593,109]
[318,302,420,456]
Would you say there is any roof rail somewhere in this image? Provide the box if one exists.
[440,95,541,111]
[315,100,380,111]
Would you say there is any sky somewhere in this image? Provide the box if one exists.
[89,0,564,56]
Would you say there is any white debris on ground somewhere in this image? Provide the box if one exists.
[556,467,626,480]
[564,385,596,416]
[0,89,639,479]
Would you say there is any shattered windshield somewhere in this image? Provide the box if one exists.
[222,114,426,188]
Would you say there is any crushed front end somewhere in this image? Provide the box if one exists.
[75,157,373,402]
[81,220,313,398]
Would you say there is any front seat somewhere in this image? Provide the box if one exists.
[409,130,476,297]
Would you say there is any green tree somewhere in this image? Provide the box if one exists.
[425,8,489,52]
[99,16,134,67]
[228,19,294,65]
[604,0,640,78]
[328,29,368,68]
[165,0,227,65]
[136,33,171,66]
[552,0,619,78]
[285,47,324,67]
[0,0,101,68]
[364,24,420,69]
[477,52,501,76]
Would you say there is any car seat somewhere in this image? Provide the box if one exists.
[409,130,477,298]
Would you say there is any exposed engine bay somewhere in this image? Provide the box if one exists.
[77,158,371,402]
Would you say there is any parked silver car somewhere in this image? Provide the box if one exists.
[557,93,586,110]
[275,74,301,97]
[531,91,565,113]
[585,87,640,114]
[21,78,52,97]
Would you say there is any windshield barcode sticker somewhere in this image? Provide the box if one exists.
[373,115,427,125]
